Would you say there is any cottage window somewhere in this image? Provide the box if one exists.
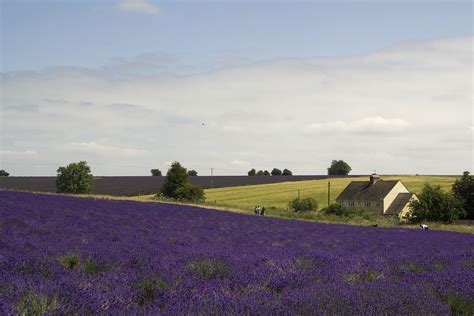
[348,200,355,207]
[376,201,381,207]
[364,201,371,207]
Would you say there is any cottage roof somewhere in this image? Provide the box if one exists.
[336,180,399,201]
[385,193,414,215]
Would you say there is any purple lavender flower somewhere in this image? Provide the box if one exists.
[0,190,473,314]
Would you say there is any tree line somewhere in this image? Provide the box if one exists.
[55,161,205,201]
[151,168,197,177]
[0,159,353,179]
[247,168,293,176]
[49,158,354,204]
[247,160,352,176]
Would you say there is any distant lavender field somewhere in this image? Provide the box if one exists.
[0,175,340,196]
[1,190,473,314]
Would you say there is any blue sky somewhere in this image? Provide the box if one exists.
[1,0,473,176]
[2,1,472,72]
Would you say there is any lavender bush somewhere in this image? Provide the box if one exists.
[0,190,473,314]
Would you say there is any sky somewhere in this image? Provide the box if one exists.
[1,0,473,176]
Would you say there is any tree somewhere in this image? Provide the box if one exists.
[452,171,474,219]
[56,161,93,194]
[288,198,318,212]
[248,168,256,176]
[256,170,264,176]
[263,170,270,176]
[187,170,198,176]
[271,168,282,176]
[150,169,162,176]
[327,160,352,175]
[406,184,465,223]
[0,170,9,177]
[175,182,204,201]
[160,161,204,201]
[161,162,188,198]
[322,203,355,217]
[282,169,293,176]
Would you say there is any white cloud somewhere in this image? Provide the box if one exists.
[307,116,411,134]
[117,0,159,15]
[0,149,37,156]
[230,160,250,166]
[2,36,472,175]
[70,142,149,156]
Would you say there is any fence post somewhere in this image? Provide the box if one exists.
[328,181,331,207]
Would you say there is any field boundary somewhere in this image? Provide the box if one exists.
[2,188,472,235]
[0,175,363,196]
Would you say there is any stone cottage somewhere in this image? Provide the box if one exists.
[336,173,418,219]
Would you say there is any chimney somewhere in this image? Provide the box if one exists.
[370,173,381,185]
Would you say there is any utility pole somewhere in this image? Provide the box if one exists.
[328,181,331,207]
[210,168,214,188]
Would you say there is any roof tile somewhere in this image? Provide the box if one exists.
[336,180,399,201]
[385,192,414,215]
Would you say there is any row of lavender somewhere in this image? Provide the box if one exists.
[0,175,336,196]
[1,190,473,314]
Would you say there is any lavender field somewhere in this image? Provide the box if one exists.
[1,191,473,314]
[0,175,335,196]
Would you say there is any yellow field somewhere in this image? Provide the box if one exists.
[204,175,459,211]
